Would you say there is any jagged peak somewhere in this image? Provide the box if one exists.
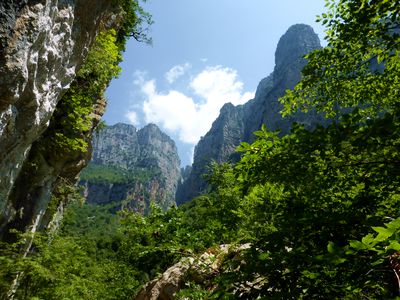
[254,74,274,99]
[274,24,321,72]
[220,102,235,113]
[110,122,137,131]
[177,24,324,204]
[141,122,162,132]
[138,123,170,139]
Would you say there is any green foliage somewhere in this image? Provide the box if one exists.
[113,0,153,48]
[185,0,400,297]
[175,282,211,299]
[79,30,122,89]
[47,29,122,155]
[43,0,152,156]
[348,217,400,258]
[223,113,400,298]
[3,0,400,298]
[335,217,400,295]
[191,0,400,297]
[7,109,400,298]
[0,189,235,298]
[80,163,155,184]
[281,0,400,118]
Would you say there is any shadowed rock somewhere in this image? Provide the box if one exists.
[177,24,326,204]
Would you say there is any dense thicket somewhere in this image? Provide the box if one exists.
[1,0,400,299]
[0,0,152,298]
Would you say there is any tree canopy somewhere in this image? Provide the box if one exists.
[281,0,400,118]
[2,0,400,298]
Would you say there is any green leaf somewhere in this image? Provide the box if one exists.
[361,234,376,247]
[327,241,337,254]
[372,226,395,240]
[385,218,400,231]
[387,241,400,252]
[258,252,270,261]
[349,240,368,251]
[371,258,385,267]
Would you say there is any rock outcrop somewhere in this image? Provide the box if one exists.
[134,244,254,300]
[177,24,326,204]
[0,0,116,236]
[81,123,181,213]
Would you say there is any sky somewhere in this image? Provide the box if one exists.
[103,0,328,166]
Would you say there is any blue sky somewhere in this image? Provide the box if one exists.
[104,0,327,166]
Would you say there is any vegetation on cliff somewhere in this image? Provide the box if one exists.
[1,0,400,298]
[81,123,181,212]
[47,0,152,156]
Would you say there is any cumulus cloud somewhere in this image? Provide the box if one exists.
[190,66,253,106]
[125,111,140,126]
[131,66,254,145]
[165,63,191,84]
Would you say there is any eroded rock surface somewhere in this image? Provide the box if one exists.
[0,0,113,234]
[177,24,327,204]
[134,244,252,300]
[81,123,181,213]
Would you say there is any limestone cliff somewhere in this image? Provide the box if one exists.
[176,103,245,203]
[0,0,118,237]
[177,24,326,204]
[80,123,181,213]
[134,244,253,300]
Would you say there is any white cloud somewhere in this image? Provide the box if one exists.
[165,63,191,84]
[190,66,252,106]
[142,82,200,143]
[125,111,139,126]
[130,66,254,145]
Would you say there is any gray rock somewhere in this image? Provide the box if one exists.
[134,244,253,300]
[177,24,327,203]
[176,103,245,204]
[0,0,115,235]
[93,123,141,169]
[81,123,181,213]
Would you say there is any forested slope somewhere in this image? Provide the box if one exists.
[1,0,399,299]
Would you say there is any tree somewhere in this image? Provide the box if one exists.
[206,1,400,297]
[281,0,400,118]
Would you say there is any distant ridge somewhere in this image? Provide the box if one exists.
[177,24,327,204]
[80,123,181,214]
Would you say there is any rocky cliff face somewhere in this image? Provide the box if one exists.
[81,123,181,213]
[176,103,245,202]
[134,244,253,300]
[243,24,325,139]
[177,24,326,204]
[0,0,115,237]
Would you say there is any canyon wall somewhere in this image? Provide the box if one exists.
[81,123,181,214]
[177,24,327,204]
[0,0,116,236]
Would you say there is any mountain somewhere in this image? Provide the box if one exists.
[80,123,181,214]
[176,24,327,204]
[0,0,118,237]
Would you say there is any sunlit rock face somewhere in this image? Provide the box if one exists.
[0,0,112,235]
[177,24,326,204]
[81,123,181,214]
[175,102,246,204]
[134,244,252,300]
[243,24,325,140]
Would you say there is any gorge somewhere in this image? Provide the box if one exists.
[1,1,398,299]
